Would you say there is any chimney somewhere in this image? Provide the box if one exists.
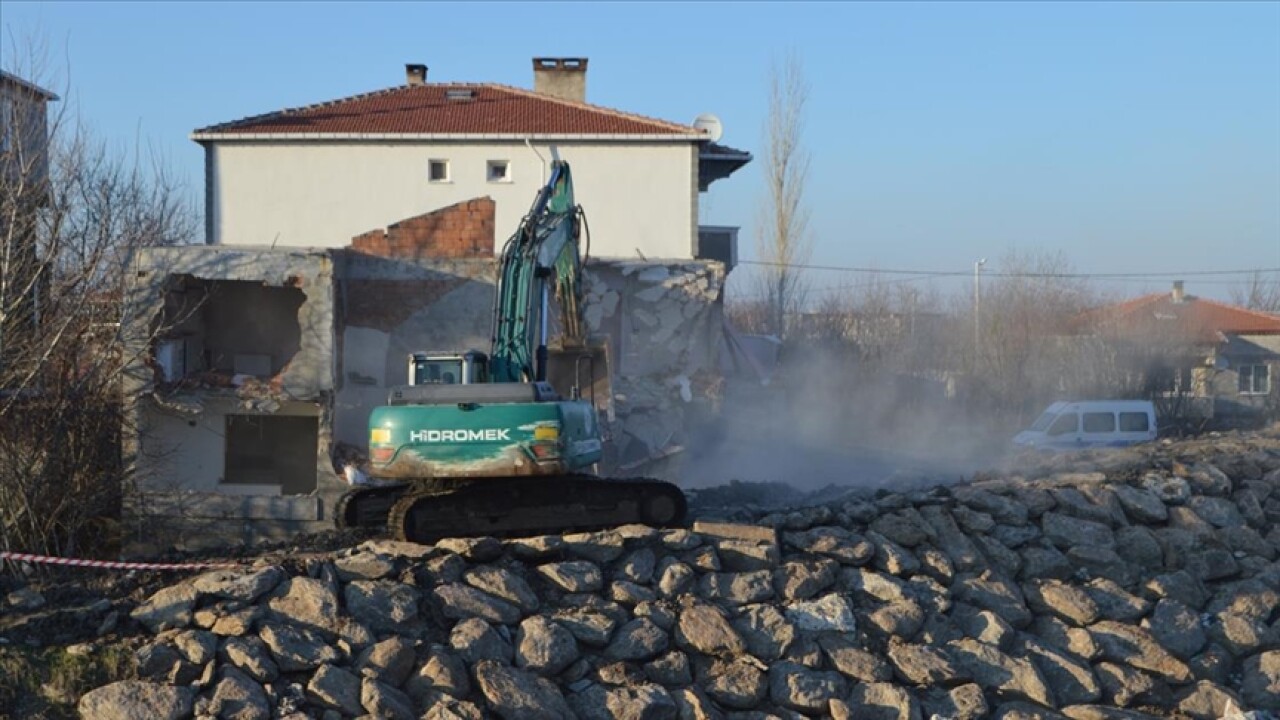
[405,64,428,87]
[532,57,588,103]
[1171,280,1185,303]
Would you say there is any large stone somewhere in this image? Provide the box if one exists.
[1111,485,1168,524]
[1051,487,1123,527]
[1181,463,1233,497]
[784,593,856,632]
[887,641,962,686]
[819,633,892,683]
[767,660,847,713]
[606,618,670,662]
[130,584,198,633]
[78,681,195,720]
[658,563,696,598]
[952,605,1015,651]
[675,603,745,657]
[955,487,1030,525]
[1143,473,1191,505]
[619,548,658,584]
[865,599,926,640]
[356,636,416,687]
[407,649,471,701]
[954,573,1032,628]
[1068,545,1137,586]
[1188,496,1245,528]
[1042,512,1115,550]
[868,531,921,576]
[773,559,838,601]
[516,616,580,676]
[1143,571,1208,610]
[1241,650,1280,711]
[947,637,1054,706]
[258,622,340,672]
[333,551,396,581]
[644,651,693,687]
[220,636,279,683]
[307,663,364,716]
[1021,637,1102,706]
[1205,579,1280,623]
[344,580,420,633]
[836,682,922,720]
[434,582,522,625]
[563,530,626,564]
[921,683,988,720]
[554,609,618,647]
[538,561,604,593]
[732,604,796,661]
[569,683,677,720]
[1025,580,1100,626]
[1145,599,1206,660]
[1175,680,1243,720]
[1113,526,1165,570]
[450,617,513,665]
[266,576,340,633]
[436,536,504,562]
[1208,611,1274,657]
[356,679,413,720]
[698,570,775,606]
[465,566,541,613]
[716,539,781,572]
[1090,621,1194,684]
[474,659,576,720]
[192,566,284,604]
[1094,662,1170,708]
[206,667,269,720]
[1084,579,1151,622]
[1020,545,1073,581]
[870,510,933,547]
[699,659,766,710]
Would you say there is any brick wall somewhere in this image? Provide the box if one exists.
[351,197,495,259]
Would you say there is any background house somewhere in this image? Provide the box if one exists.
[192,59,749,263]
[0,71,57,378]
[1078,281,1280,427]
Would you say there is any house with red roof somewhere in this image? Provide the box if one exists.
[191,59,750,261]
[1077,281,1280,425]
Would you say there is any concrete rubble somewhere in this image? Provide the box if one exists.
[66,428,1280,719]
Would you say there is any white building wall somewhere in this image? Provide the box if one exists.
[208,141,698,259]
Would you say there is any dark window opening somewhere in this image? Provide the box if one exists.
[156,276,304,383]
[224,414,318,494]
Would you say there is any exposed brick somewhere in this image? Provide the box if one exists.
[352,197,496,260]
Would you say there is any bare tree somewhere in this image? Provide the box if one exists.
[755,51,812,339]
[1230,271,1280,313]
[0,43,196,558]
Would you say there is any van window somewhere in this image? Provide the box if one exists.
[1047,413,1078,436]
[1083,412,1116,433]
[1030,410,1057,432]
[1119,412,1150,432]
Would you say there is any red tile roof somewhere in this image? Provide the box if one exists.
[1076,292,1280,344]
[192,83,702,138]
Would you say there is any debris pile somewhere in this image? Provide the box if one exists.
[53,430,1280,717]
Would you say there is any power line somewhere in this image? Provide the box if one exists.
[737,260,1280,279]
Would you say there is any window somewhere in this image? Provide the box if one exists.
[1030,410,1058,432]
[1047,413,1078,436]
[487,160,511,183]
[428,159,450,182]
[1119,412,1150,432]
[1239,364,1271,395]
[1083,412,1116,433]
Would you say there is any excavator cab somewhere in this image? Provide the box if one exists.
[408,350,489,386]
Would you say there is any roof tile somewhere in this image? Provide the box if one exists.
[193,83,700,137]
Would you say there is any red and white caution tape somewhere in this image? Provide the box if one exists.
[0,551,241,572]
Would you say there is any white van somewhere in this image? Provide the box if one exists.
[1013,400,1157,450]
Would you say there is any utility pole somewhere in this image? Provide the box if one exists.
[973,258,986,367]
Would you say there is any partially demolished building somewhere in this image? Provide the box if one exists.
[122,59,749,547]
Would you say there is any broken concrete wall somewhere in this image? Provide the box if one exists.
[583,260,727,478]
[332,252,498,448]
[121,246,339,549]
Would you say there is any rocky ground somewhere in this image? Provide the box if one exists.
[5,427,1280,719]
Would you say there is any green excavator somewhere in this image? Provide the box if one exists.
[335,161,687,543]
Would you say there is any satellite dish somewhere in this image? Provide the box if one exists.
[693,113,724,143]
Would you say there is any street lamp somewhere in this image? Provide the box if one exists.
[974,258,986,364]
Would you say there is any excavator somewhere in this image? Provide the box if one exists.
[335,161,687,543]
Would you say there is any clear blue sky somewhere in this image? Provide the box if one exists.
[4,1,1278,302]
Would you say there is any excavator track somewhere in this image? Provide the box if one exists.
[334,484,413,530]
[386,475,687,544]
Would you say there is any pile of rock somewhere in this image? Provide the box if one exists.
[79,438,1280,719]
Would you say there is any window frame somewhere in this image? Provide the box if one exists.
[428,159,451,183]
[1238,364,1271,396]
[1046,412,1079,437]
[1082,412,1116,433]
[1118,412,1150,432]
[486,159,512,183]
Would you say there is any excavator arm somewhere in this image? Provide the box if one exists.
[488,161,587,383]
